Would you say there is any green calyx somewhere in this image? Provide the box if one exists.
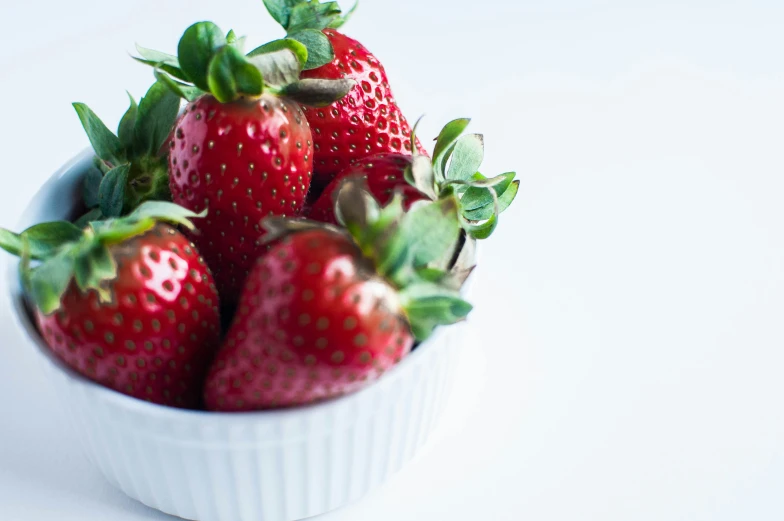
[260,178,472,340]
[0,202,205,315]
[261,0,357,70]
[333,178,473,341]
[73,80,179,223]
[135,21,353,105]
[405,118,520,241]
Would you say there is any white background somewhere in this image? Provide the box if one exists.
[1,1,783,519]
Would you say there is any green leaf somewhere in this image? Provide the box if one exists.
[83,167,103,209]
[117,92,138,150]
[409,155,437,199]
[27,249,76,315]
[134,80,181,156]
[177,22,227,91]
[463,179,519,221]
[460,172,515,211]
[124,201,206,231]
[403,197,461,267]
[247,38,308,68]
[246,45,304,87]
[73,243,116,300]
[262,0,297,28]
[99,164,130,217]
[133,45,189,81]
[288,29,334,69]
[280,78,354,107]
[287,1,342,33]
[73,103,124,166]
[462,213,497,239]
[432,118,470,182]
[327,0,358,29]
[207,46,264,103]
[0,221,82,260]
[154,69,205,101]
[73,208,104,229]
[401,284,473,340]
[447,133,484,182]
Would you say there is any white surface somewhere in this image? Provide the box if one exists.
[1,1,783,520]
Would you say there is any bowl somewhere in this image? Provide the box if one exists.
[4,149,474,521]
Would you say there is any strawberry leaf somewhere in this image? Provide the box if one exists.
[27,249,76,315]
[178,22,228,91]
[447,133,484,182]
[154,69,205,101]
[134,45,188,81]
[247,38,308,68]
[117,92,139,151]
[262,0,298,28]
[246,46,303,87]
[463,179,519,221]
[400,283,472,341]
[208,46,264,103]
[0,222,82,260]
[134,80,181,157]
[432,118,470,183]
[83,167,103,209]
[72,103,124,166]
[287,1,342,33]
[327,0,358,29]
[73,208,104,229]
[409,155,437,199]
[99,164,130,218]
[288,29,334,69]
[73,243,116,302]
[124,201,206,231]
[280,78,355,107]
[402,197,461,268]
[460,172,515,211]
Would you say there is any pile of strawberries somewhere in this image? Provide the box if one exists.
[0,0,518,411]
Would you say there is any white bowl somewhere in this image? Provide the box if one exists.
[4,150,473,521]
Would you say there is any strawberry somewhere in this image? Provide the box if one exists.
[0,202,221,408]
[261,0,426,183]
[136,22,353,306]
[308,119,520,249]
[204,179,473,411]
[307,153,426,224]
[73,80,181,225]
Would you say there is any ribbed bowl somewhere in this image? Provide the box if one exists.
[5,150,472,521]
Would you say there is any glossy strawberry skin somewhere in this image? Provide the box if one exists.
[168,94,314,305]
[307,153,427,225]
[36,224,221,409]
[204,230,413,411]
[301,29,426,183]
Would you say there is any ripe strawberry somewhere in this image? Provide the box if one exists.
[307,153,426,225]
[262,0,426,182]
[0,203,221,408]
[137,22,353,306]
[168,94,312,303]
[204,179,473,411]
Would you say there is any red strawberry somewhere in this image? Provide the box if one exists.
[168,94,312,303]
[204,179,472,411]
[262,2,426,182]
[307,153,426,225]
[0,203,221,408]
[301,29,426,180]
[139,22,353,306]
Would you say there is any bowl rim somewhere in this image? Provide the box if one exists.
[4,148,476,425]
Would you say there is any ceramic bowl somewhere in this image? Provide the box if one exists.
[4,149,473,521]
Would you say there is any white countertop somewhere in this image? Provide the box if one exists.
[1,1,783,520]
